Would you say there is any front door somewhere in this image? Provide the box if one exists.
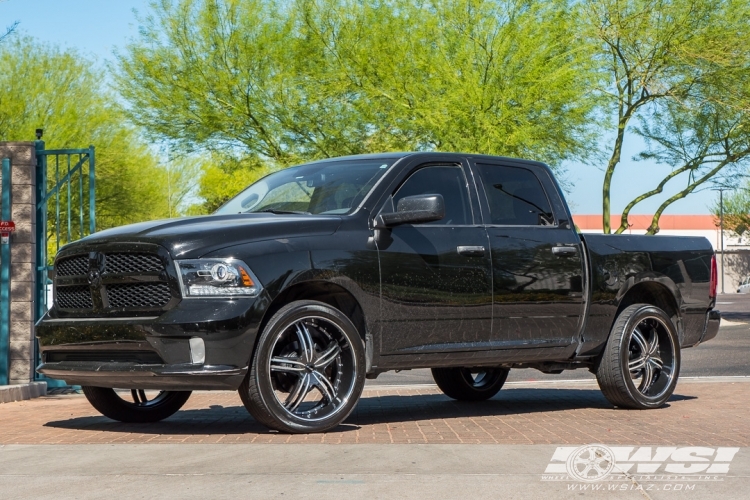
[376,162,493,355]
[473,161,585,348]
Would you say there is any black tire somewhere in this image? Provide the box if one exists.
[239,300,366,433]
[596,303,680,409]
[81,387,191,423]
[431,367,510,401]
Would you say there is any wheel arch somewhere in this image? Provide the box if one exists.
[613,280,681,338]
[257,280,368,346]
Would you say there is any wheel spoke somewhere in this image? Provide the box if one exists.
[631,327,648,354]
[270,356,307,374]
[648,332,660,356]
[285,373,313,412]
[295,322,316,363]
[629,355,647,372]
[649,355,663,370]
[312,370,337,403]
[314,341,341,370]
[640,362,654,392]
[138,390,148,403]
[131,389,140,404]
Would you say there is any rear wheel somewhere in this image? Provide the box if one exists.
[239,300,366,433]
[431,367,509,401]
[81,387,191,423]
[596,303,680,409]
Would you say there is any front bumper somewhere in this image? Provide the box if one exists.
[37,362,247,390]
[36,292,271,390]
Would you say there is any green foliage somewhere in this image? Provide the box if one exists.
[116,0,601,212]
[191,154,278,213]
[0,37,190,254]
[582,0,750,233]
[713,188,750,236]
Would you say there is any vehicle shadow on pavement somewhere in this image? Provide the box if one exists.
[40,388,696,435]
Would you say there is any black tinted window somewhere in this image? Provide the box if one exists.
[394,165,472,225]
[476,164,553,226]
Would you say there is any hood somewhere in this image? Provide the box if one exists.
[70,213,342,258]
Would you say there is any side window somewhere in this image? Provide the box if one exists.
[393,165,472,225]
[476,164,554,226]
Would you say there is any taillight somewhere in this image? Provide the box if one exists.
[709,254,717,299]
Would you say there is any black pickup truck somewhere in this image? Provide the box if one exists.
[36,152,720,433]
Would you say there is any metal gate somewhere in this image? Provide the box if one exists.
[34,140,95,385]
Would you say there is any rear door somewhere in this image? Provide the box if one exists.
[376,159,493,355]
[472,160,585,348]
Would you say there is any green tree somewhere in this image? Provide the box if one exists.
[116,0,600,212]
[712,187,750,237]
[0,37,188,253]
[582,0,750,233]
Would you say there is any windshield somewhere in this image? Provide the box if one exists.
[215,158,396,215]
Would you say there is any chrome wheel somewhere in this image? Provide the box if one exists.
[268,316,356,421]
[432,366,509,401]
[81,387,191,423]
[627,315,675,399]
[459,368,503,389]
[596,303,681,409]
[120,389,170,407]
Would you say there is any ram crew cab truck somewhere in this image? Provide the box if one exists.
[36,152,721,433]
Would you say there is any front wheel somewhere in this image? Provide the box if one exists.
[596,303,680,409]
[239,300,366,433]
[81,387,191,423]
[431,367,510,401]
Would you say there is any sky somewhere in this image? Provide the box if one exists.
[0,0,722,216]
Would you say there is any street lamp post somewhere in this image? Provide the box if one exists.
[713,188,728,294]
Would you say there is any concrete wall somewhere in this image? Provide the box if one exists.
[0,142,37,385]
[717,250,750,294]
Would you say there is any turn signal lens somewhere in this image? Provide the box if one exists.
[239,267,254,287]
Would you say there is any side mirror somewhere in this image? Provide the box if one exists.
[374,194,445,228]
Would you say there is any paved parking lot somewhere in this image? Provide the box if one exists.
[1,378,748,446]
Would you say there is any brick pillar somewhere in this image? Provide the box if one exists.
[0,142,37,385]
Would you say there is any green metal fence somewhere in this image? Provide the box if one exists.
[34,141,95,386]
[0,158,11,385]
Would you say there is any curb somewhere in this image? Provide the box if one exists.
[0,382,47,404]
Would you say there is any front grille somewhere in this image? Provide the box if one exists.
[107,283,172,309]
[46,350,164,364]
[56,256,88,277]
[105,253,163,274]
[54,250,175,315]
[56,285,93,309]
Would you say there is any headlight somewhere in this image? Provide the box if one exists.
[175,259,261,298]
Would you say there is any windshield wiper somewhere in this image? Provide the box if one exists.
[256,209,311,215]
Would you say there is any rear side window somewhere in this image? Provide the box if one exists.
[476,164,554,226]
[394,165,472,225]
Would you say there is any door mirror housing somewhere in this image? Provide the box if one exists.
[374,194,445,228]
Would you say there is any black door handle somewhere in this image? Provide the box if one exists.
[457,246,485,256]
[552,246,578,257]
